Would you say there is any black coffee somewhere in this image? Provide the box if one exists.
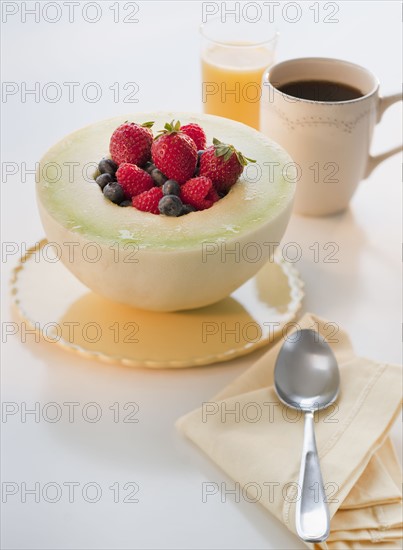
[278,80,363,102]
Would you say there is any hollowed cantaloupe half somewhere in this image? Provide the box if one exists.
[37,112,295,311]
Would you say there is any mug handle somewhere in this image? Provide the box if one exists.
[364,92,402,178]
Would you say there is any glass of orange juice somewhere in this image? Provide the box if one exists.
[200,18,278,130]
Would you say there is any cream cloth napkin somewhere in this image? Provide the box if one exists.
[176,314,402,549]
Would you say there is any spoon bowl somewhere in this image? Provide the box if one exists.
[275,329,340,411]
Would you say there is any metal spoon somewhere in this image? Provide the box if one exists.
[274,329,340,543]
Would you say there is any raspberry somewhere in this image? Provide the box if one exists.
[180,123,207,151]
[110,121,154,166]
[180,176,219,211]
[133,187,163,214]
[116,163,153,198]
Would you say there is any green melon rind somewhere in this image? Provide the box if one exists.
[37,112,295,250]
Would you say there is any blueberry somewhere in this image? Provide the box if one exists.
[158,195,183,216]
[162,180,181,196]
[193,151,205,176]
[96,173,113,189]
[119,200,132,207]
[151,168,168,186]
[98,158,118,176]
[179,204,196,216]
[103,182,125,204]
[144,161,156,174]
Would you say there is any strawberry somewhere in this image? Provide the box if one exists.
[199,138,255,193]
[151,120,197,184]
[133,187,163,214]
[116,163,154,198]
[180,176,219,211]
[180,123,207,151]
[110,121,154,166]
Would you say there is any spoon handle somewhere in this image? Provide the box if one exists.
[296,411,330,542]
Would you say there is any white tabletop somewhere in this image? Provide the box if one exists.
[1,2,401,549]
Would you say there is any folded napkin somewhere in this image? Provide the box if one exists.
[177,314,402,549]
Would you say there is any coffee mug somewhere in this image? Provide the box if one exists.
[260,58,402,216]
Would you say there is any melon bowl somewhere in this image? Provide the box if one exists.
[36,112,295,312]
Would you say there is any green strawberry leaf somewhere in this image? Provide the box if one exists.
[159,120,182,136]
[223,149,233,162]
[141,121,154,128]
[212,137,255,165]
[236,152,256,166]
[214,146,229,158]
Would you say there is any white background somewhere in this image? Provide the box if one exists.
[1,1,402,549]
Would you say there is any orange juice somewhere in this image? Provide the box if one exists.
[201,43,274,130]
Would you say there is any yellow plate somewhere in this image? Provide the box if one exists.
[11,240,304,368]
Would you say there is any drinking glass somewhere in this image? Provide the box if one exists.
[200,18,278,130]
